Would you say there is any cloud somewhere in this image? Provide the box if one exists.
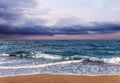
[0,0,120,38]
[88,23,120,34]
[0,0,47,26]
[1,0,120,27]
[0,25,54,36]
[0,23,120,36]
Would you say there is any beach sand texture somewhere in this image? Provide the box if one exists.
[0,74,120,83]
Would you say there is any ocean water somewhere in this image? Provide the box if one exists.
[0,40,120,76]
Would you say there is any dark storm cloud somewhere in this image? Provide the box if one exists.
[0,25,54,36]
[61,23,120,35]
[53,25,89,35]
[0,0,120,36]
[0,23,120,36]
[88,23,120,34]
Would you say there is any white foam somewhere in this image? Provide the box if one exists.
[102,57,120,64]
[0,56,120,76]
[72,56,120,64]
[0,54,9,57]
[1,53,120,65]
[0,60,83,69]
[26,52,62,60]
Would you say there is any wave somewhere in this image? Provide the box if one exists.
[31,52,62,59]
[1,58,120,76]
[102,57,120,64]
[0,52,62,60]
[0,60,83,69]
[0,51,120,65]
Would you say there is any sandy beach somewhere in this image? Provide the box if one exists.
[0,74,120,83]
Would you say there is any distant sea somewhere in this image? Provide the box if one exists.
[0,40,120,76]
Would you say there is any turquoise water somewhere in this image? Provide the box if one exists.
[0,40,120,59]
[0,40,120,76]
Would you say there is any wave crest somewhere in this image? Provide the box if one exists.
[0,52,120,64]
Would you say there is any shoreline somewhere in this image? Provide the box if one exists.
[0,73,120,78]
[0,74,120,83]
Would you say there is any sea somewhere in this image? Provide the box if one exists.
[0,40,120,77]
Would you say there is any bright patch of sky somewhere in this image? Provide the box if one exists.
[39,0,120,26]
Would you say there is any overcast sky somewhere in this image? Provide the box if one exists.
[0,0,120,39]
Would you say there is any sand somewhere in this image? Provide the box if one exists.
[0,74,120,83]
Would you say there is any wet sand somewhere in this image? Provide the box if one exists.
[0,74,120,83]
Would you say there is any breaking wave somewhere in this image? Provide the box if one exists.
[0,51,120,65]
[0,52,120,76]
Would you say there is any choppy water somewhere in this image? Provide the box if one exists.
[0,40,120,76]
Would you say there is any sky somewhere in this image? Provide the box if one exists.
[0,0,120,40]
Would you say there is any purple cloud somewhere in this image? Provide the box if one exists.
[0,23,120,36]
